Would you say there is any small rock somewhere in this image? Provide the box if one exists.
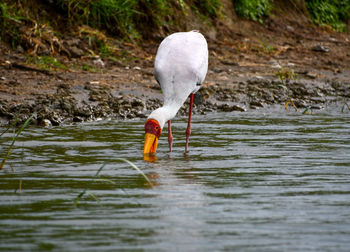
[293,100,307,108]
[73,116,84,122]
[213,68,223,73]
[250,101,264,108]
[286,25,294,32]
[93,58,105,67]
[133,66,141,70]
[70,46,85,57]
[252,76,266,81]
[218,103,246,112]
[311,104,324,110]
[312,45,329,52]
[16,45,24,54]
[65,38,80,47]
[306,72,317,79]
[131,99,145,108]
[271,62,282,69]
[232,104,246,112]
[221,60,238,66]
[74,107,92,117]
[41,119,52,127]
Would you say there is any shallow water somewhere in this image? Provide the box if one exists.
[1,108,350,251]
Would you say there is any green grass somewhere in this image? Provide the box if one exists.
[0,1,27,47]
[74,158,153,206]
[306,0,350,32]
[302,106,312,115]
[0,114,34,170]
[57,0,143,39]
[275,68,297,81]
[234,0,272,23]
[341,101,350,112]
[1,0,349,53]
[275,68,298,112]
[53,0,223,39]
[82,63,98,72]
[26,55,67,70]
[196,0,222,17]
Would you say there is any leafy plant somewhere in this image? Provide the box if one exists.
[56,0,141,39]
[306,0,350,32]
[0,1,27,47]
[234,0,272,23]
[195,0,222,17]
[276,68,297,81]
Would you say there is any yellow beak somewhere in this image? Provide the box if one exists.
[143,133,158,155]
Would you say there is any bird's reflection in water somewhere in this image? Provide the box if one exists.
[142,151,197,187]
[183,152,192,162]
[142,154,160,187]
[143,154,157,163]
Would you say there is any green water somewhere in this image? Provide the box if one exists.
[1,108,350,251]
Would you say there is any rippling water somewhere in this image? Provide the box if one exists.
[1,107,350,251]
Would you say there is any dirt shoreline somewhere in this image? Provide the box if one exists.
[1,17,350,127]
[0,62,349,127]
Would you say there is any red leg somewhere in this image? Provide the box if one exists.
[168,120,173,152]
[185,93,194,152]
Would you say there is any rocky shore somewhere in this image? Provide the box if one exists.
[0,59,349,127]
[1,17,350,127]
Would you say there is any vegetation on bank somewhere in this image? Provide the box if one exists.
[0,0,349,51]
[234,0,272,23]
[306,0,350,32]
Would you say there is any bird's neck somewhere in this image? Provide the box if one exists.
[147,103,183,129]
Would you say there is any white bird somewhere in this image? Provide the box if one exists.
[143,31,208,155]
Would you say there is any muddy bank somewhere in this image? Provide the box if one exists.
[0,60,349,127]
[1,14,350,127]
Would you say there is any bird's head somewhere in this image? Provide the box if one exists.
[143,119,161,155]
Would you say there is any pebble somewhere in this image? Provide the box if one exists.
[93,58,105,67]
[41,119,52,127]
[70,46,84,57]
[286,25,294,32]
[306,72,317,79]
[312,45,330,52]
[250,101,264,108]
[271,62,282,69]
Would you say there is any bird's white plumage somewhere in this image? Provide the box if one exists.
[148,31,208,128]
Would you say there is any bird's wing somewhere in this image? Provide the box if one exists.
[154,32,208,105]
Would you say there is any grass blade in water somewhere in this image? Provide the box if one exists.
[0,114,34,170]
[74,163,107,206]
[74,159,152,206]
[115,158,153,187]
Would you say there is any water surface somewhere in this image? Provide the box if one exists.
[1,108,350,251]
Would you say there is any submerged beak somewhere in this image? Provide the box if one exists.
[143,133,159,155]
